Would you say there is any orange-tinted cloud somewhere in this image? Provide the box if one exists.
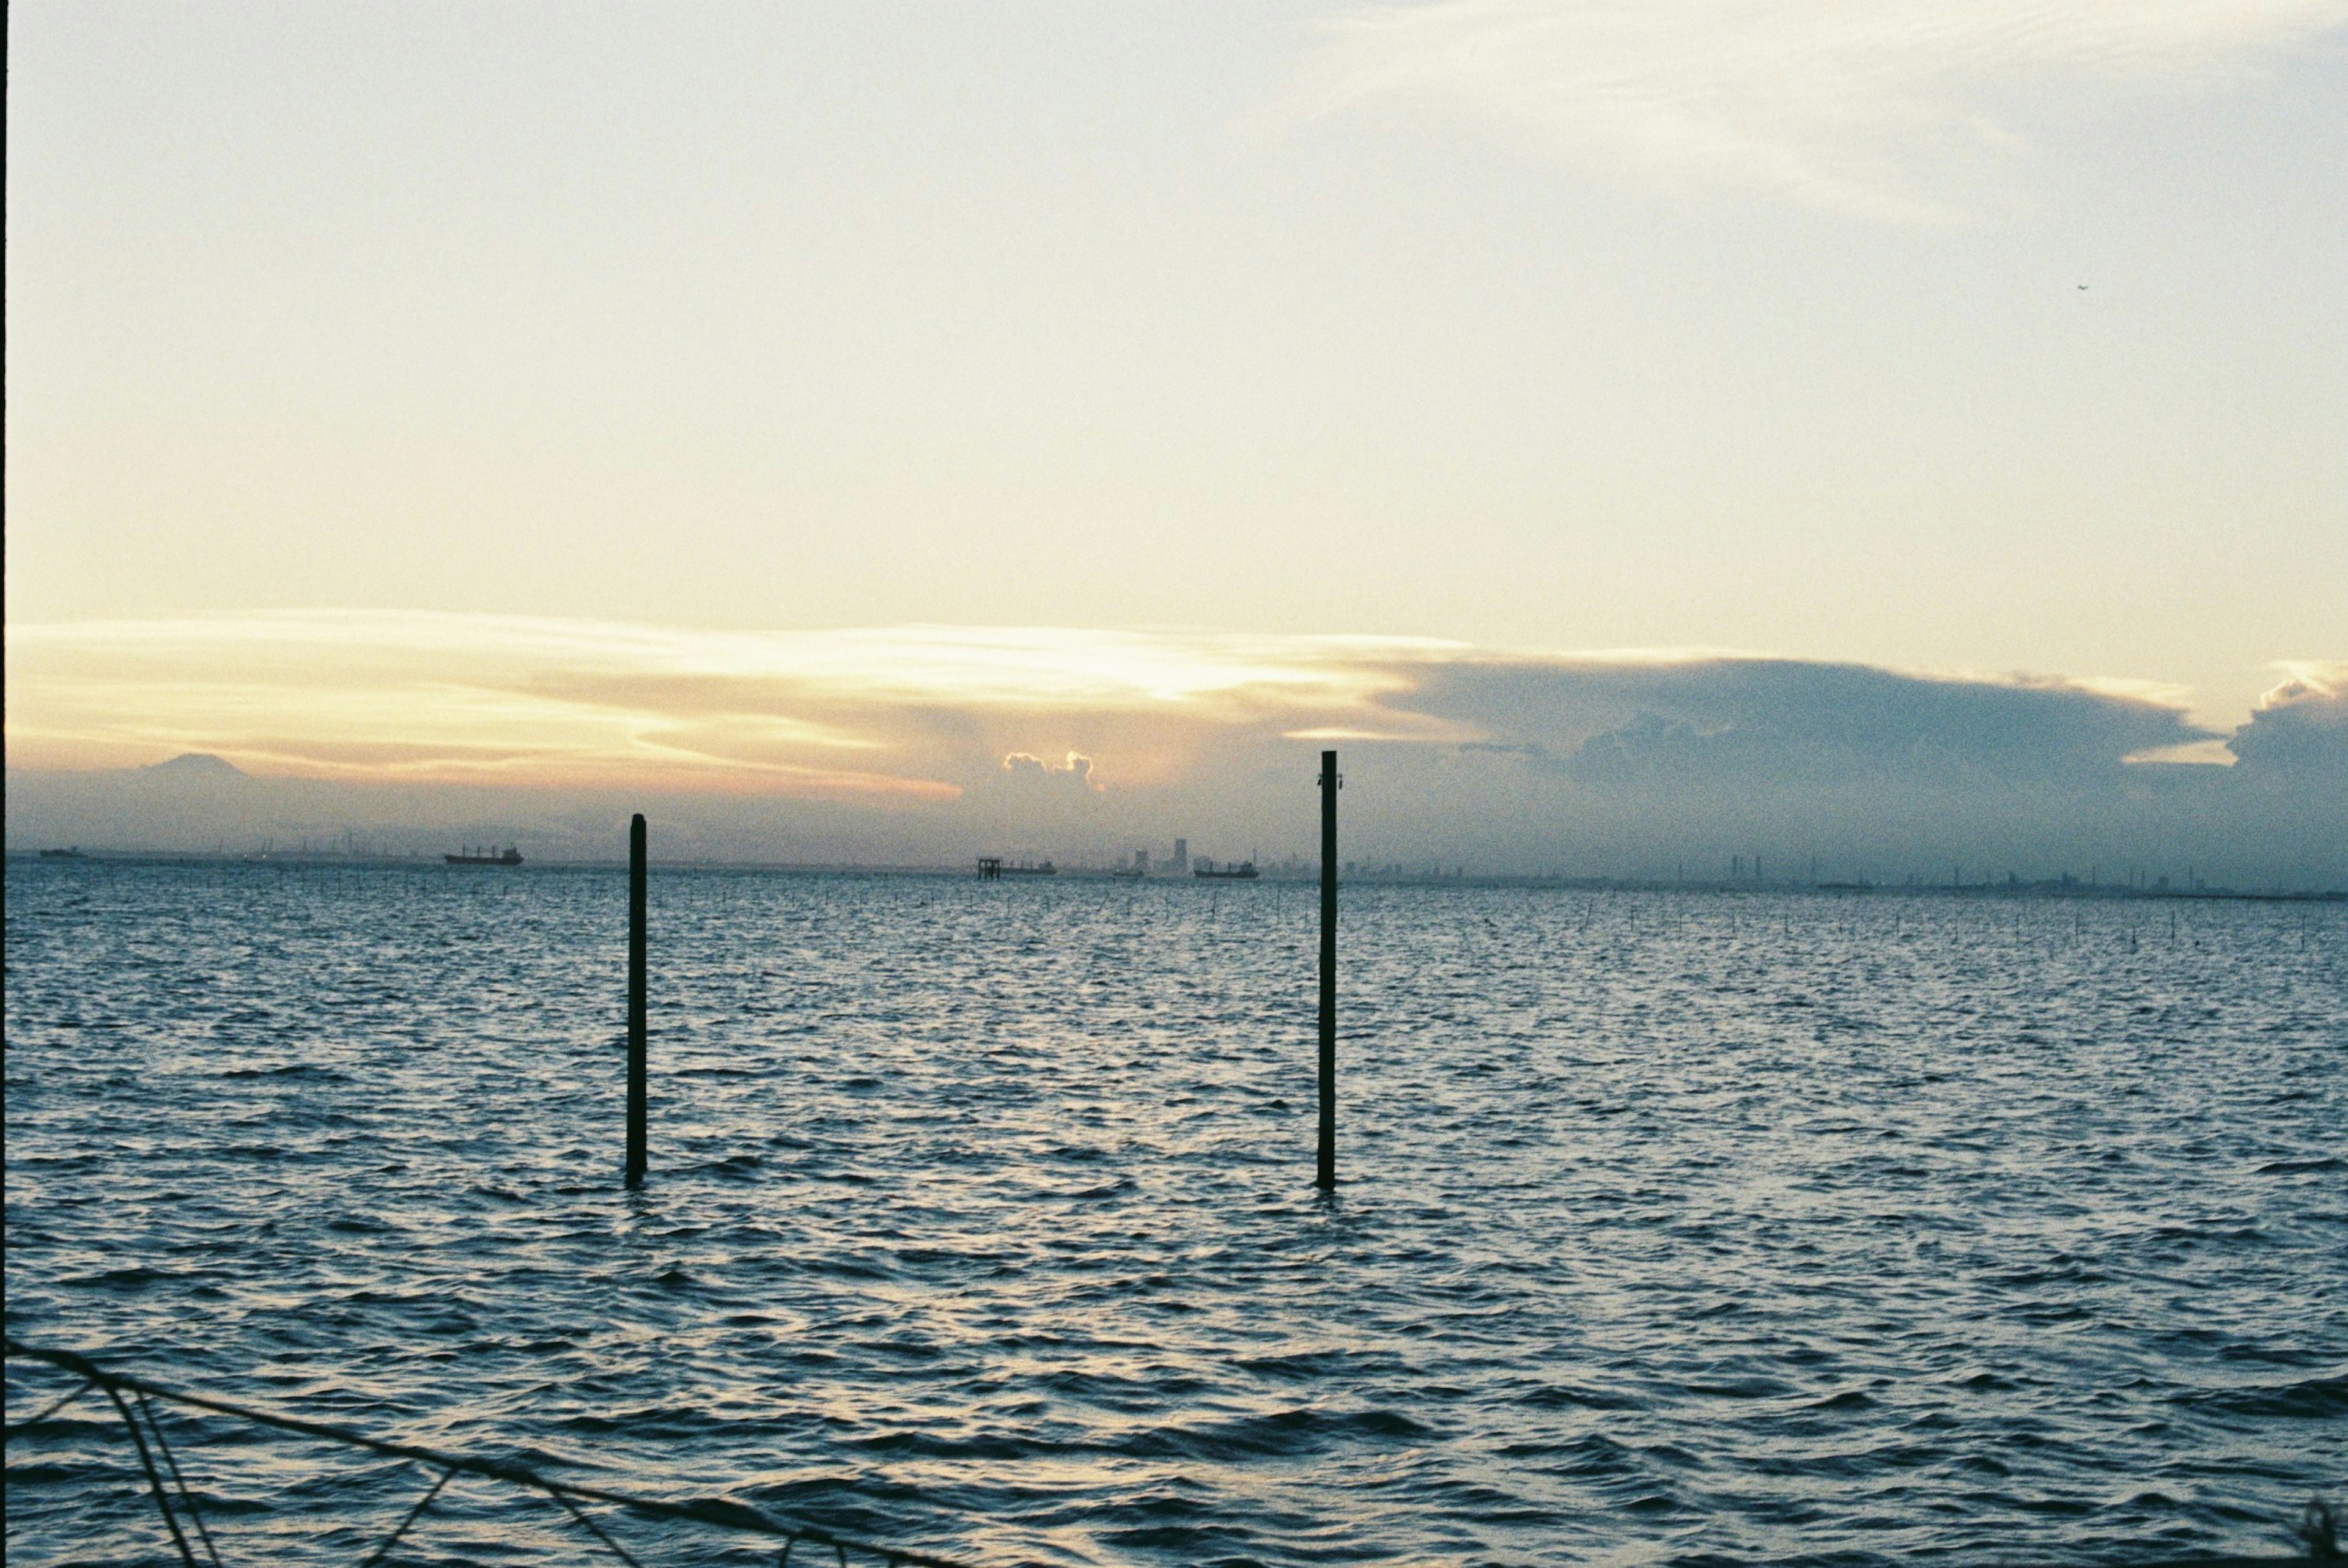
[3,612,1443,794]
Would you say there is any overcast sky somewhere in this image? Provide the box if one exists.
[9,2,2344,730]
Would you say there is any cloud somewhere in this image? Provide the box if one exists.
[2,612,1428,794]
[1295,0,2348,221]
[7,614,2207,796]
[5,613,2339,885]
[1001,751,1101,790]
[2229,661,2348,778]
[1405,655,2214,784]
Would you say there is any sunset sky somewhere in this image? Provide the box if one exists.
[6,2,2343,871]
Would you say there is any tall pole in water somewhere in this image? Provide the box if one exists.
[626,814,648,1188]
[1317,750,1338,1191]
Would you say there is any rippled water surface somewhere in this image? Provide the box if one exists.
[6,860,2343,1566]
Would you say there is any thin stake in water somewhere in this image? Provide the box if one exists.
[627,814,648,1188]
[1317,750,1338,1191]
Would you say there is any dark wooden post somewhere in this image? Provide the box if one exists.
[626,814,648,1188]
[1317,750,1338,1190]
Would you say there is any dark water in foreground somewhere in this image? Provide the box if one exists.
[5,859,2343,1566]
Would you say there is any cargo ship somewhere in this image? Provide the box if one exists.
[976,857,1056,880]
[446,846,523,866]
[1194,859,1258,880]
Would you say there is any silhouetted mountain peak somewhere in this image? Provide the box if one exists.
[139,753,248,779]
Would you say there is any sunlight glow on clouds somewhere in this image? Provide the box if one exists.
[8,613,2338,883]
[3,613,1441,794]
[2260,660,2348,705]
[1002,751,1101,791]
[1299,0,2348,220]
[4,611,2250,801]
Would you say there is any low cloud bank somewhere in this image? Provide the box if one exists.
[5,617,2340,888]
[1415,657,2207,786]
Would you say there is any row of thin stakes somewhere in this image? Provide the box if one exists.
[621,750,1346,1193]
[4,1339,980,1568]
[6,762,1343,1562]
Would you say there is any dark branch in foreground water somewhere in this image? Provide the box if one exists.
[10,1338,2336,1566]
[5,1339,985,1568]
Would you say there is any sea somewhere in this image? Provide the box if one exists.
[5,859,2342,1567]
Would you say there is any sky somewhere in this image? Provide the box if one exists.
[5,2,2344,874]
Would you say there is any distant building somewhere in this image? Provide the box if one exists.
[1172,837,1189,873]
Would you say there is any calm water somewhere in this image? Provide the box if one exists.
[5,860,2343,1567]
